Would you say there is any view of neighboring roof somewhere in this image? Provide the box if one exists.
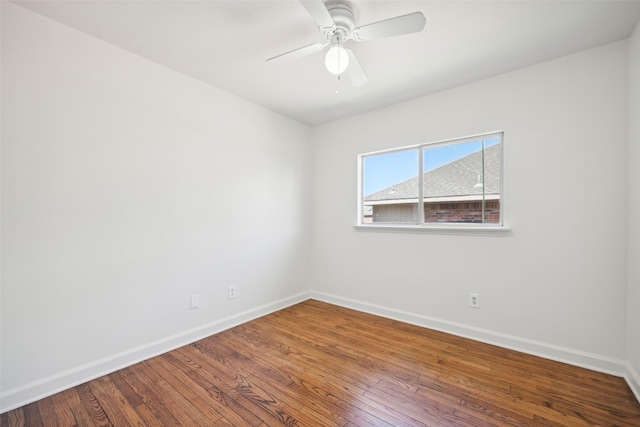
[365,143,502,203]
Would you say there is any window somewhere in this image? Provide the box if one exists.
[359,132,503,227]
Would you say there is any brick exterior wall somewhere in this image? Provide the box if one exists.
[370,200,500,224]
[423,200,500,223]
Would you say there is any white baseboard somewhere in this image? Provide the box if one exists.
[311,291,633,384]
[4,290,638,413]
[0,291,311,413]
[626,362,640,403]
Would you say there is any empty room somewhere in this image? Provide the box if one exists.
[2,0,640,425]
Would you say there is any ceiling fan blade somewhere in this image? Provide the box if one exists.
[300,0,335,30]
[266,42,326,64]
[345,49,368,86]
[351,12,426,41]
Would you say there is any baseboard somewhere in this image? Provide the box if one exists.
[4,290,637,413]
[0,291,311,413]
[626,362,640,403]
[311,291,630,380]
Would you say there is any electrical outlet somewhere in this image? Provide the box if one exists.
[190,294,199,309]
[228,285,236,300]
[469,293,480,308]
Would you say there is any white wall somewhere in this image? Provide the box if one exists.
[311,41,630,373]
[1,3,311,411]
[628,22,640,398]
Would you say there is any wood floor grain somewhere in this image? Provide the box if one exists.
[3,300,640,426]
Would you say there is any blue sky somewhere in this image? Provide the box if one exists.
[363,138,499,196]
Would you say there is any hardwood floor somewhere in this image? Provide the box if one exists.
[3,300,640,426]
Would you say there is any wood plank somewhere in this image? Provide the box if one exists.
[0,408,25,427]
[73,383,111,426]
[117,364,183,425]
[145,355,226,422]
[185,342,310,426]
[3,300,640,426]
[57,387,108,427]
[170,347,266,426]
[88,376,146,426]
[35,396,68,427]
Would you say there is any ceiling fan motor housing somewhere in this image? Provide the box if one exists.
[325,2,355,39]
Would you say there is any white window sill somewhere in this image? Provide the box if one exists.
[353,224,510,236]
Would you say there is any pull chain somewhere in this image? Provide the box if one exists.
[335,35,343,95]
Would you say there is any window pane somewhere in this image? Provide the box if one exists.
[358,132,503,228]
[362,149,419,224]
[423,138,501,224]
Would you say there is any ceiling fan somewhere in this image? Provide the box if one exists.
[267,0,426,86]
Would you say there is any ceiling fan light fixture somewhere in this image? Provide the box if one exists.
[266,0,426,87]
[325,44,349,75]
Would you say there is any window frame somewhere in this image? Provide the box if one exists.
[356,131,506,232]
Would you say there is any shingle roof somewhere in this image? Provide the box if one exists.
[365,143,501,202]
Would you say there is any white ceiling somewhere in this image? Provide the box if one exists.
[12,0,640,126]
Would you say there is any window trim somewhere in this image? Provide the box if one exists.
[357,131,506,231]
